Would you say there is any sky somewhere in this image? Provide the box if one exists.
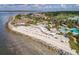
[0,4,79,11]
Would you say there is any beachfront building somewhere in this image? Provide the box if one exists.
[76,23,79,28]
[68,16,79,25]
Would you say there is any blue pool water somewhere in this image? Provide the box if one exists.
[70,28,79,35]
[59,26,79,36]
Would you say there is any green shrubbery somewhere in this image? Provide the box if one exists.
[67,32,79,54]
[15,14,22,19]
[69,37,79,54]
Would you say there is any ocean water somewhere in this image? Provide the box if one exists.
[0,12,38,55]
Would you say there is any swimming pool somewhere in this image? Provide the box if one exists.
[59,26,79,36]
[70,28,79,36]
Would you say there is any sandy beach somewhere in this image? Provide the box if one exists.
[8,19,77,55]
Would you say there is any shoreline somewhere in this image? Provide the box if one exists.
[7,16,77,55]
